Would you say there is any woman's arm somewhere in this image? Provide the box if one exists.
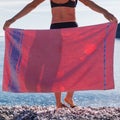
[79,0,117,22]
[3,0,45,30]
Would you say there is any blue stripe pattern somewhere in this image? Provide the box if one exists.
[103,23,111,90]
[8,29,23,92]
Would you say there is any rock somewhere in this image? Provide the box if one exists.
[116,23,120,38]
[0,106,120,119]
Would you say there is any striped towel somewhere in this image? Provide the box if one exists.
[3,22,117,92]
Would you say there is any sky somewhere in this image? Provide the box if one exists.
[0,0,120,36]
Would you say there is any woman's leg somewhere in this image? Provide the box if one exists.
[51,22,78,108]
[65,91,76,107]
[55,92,62,108]
[55,92,68,108]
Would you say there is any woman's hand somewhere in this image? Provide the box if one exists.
[3,18,15,30]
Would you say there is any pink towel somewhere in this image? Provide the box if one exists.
[3,22,117,93]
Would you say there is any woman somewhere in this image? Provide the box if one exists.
[3,0,117,108]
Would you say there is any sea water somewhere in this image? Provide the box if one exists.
[0,36,120,107]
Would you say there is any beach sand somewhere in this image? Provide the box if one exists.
[0,106,120,120]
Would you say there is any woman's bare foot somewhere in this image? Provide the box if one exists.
[64,98,76,108]
[56,103,68,108]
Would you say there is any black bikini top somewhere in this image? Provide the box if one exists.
[51,0,78,8]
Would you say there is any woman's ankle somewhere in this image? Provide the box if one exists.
[56,102,63,108]
[64,97,75,107]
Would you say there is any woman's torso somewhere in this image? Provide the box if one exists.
[50,0,78,24]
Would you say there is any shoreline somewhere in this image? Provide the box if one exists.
[0,106,120,120]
